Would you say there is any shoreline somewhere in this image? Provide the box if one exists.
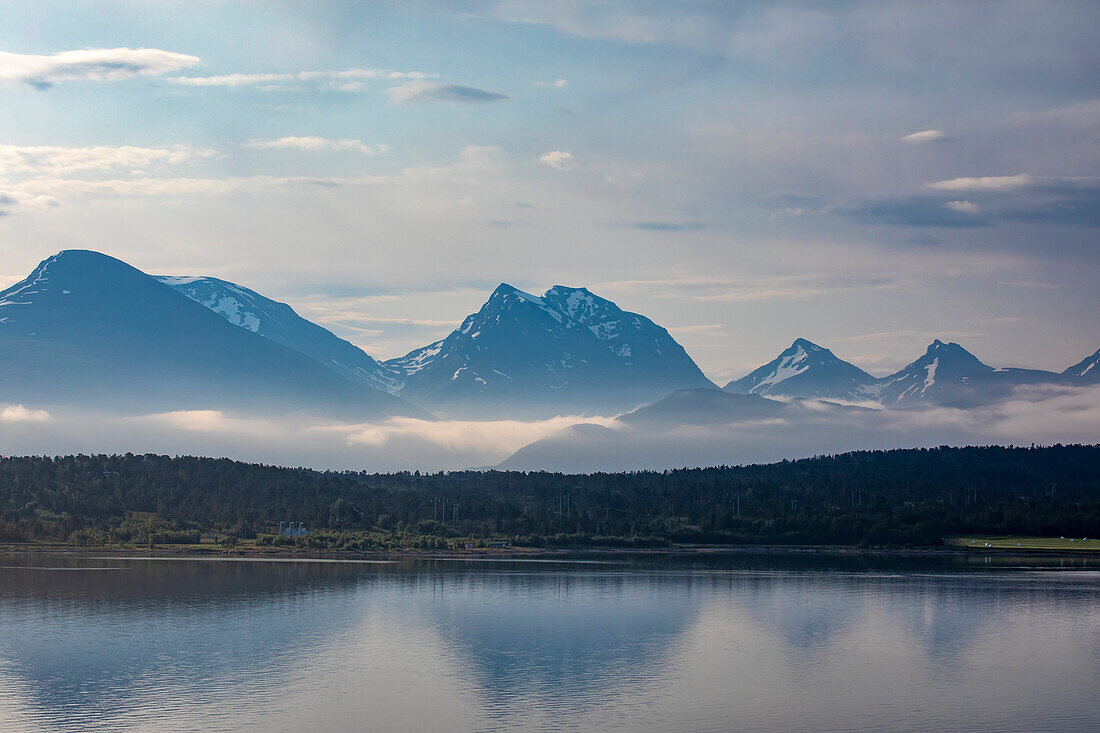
[2,541,1097,563]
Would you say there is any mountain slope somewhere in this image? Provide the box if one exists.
[384,284,716,417]
[1063,348,1100,383]
[0,251,420,418]
[875,340,1057,406]
[157,275,401,394]
[723,338,877,401]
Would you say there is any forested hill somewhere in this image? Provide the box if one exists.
[1,445,1098,549]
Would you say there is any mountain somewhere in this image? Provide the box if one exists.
[0,251,421,418]
[723,338,877,401]
[384,284,716,417]
[620,388,789,426]
[157,275,401,394]
[1063,348,1100,383]
[874,340,1057,407]
[499,388,878,473]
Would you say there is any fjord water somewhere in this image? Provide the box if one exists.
[0,554,1096,732]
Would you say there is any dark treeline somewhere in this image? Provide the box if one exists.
[1,445,1098,549]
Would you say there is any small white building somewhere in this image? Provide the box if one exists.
[279,521,310,537]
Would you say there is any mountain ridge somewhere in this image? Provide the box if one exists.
[0,250,422,419]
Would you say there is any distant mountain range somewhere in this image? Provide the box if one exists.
[0,251,714,419]
[1,250,1096,421]
[725,337,1091,407]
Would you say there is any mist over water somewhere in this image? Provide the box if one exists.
[0,554,1096,732]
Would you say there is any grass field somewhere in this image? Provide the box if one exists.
[947,536,1100,552]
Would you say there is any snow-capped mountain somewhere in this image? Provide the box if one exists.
[1063,348,1100,383]
[723,338,877,401]
[384,284,716,417]
[875,340,1057,406]
[0,251,420,418]
[157,275,401,394]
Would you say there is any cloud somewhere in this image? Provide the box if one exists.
[0,188,59,215]
[7,174,327,200]
[313,414,618,453]
[0,144,506,216]
[900,129,951,144]
[0,144,214,175]
[244,137,387,155]
[927,174,1034,192]
[535,78,568,88]
[0,404,50,423]
[0,48,199,89]
[140,410,282,436]
[630,221,712,232]
[538,150,576,169]
[944,200,979,214]
[849,176,1100,228]
[500,384,1100,472]
[170,68,432,90]
[844,196,990,228]
[387,81,510,104]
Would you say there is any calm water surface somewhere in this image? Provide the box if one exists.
[0,552,1096,732]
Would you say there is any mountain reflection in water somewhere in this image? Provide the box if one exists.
[0,554,1096,732]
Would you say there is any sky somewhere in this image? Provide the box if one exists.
[1,0,1098,384]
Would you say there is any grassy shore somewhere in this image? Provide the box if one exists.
[946,535,1100,552]
[4,536,1099,560]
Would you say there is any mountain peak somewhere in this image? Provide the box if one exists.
[1063,347,1100,382]
[789,337,824,352]
[383,281,713,417]
[876,340,996,405]
[487,282,547,307]
[545,284,594,297]
[0,250,420,418]
[724,339,876,400]
[922,340,987,365]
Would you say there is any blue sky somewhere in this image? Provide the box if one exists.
[1,0,1098,381]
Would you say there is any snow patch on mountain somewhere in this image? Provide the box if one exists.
[157,274,401,394]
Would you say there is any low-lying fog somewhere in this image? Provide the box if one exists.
[2,384,1098,473]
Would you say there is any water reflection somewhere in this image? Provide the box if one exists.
[0,554,1096,733]
[409,569,700,721]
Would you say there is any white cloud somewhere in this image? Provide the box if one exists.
[312,414,619,453]
[387,81,510,104]
[244,137,387,155]
[0,144,505,211]
[536,78,568,88]
[140,410,282,437]
[0,48,199,89]
[0,144,214,176]
[0,188,59,214]
[538,150,576,169]
[0,404,50,422]
[8,174,312,200]
[170,68,432,89]
[927,174,1034,192]
[944,200,979,214]
[900,129,949,144]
